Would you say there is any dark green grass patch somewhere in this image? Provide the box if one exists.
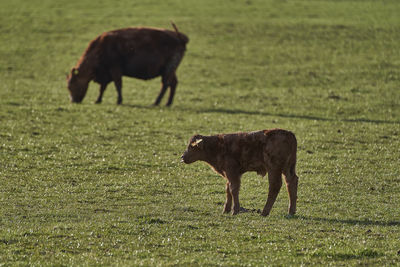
[0,0,399,265]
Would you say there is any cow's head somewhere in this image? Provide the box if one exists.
[66,68,89,103]
[181,135,206,164]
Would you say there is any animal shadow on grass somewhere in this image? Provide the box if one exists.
[123,104,399,125]
[297,215,400,227]
[199,107,400,125]
[236,208,298,219]
[232,210,400,224]
[123,103,156,109]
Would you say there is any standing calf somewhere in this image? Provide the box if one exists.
[67,23,188,105]
[181,129,299,216]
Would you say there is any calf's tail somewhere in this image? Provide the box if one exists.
[284,133,298,179]
[289,134,298,178]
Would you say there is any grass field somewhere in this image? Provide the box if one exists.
[1,0,400,265]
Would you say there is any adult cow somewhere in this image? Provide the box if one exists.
[181,129,299,216]
[67,23,188,105]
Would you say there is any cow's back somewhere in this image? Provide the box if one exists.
[94,27,187,80]
[105,28,186,51]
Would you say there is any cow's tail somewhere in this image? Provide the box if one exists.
[171,21,189,44]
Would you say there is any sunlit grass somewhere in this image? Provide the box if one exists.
[0,0,399,265]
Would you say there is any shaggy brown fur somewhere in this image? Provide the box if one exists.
[67,23,188,105]
[181,129,299,216]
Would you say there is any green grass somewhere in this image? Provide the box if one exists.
[1,0,400,265]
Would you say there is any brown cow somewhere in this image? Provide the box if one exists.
[67,23,188,105]
[181,129,299,216]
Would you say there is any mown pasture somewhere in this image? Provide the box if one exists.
[0,0,399,265]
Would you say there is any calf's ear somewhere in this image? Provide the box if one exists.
[191,138,203,147]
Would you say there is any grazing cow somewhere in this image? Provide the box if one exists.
[67,23,189,105]
[181,129,299,216]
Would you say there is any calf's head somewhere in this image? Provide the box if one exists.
[66,68,89,103]
[181,135,206,164]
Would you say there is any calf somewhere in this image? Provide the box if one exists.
[67,23,188,105]
[181,129,299,216]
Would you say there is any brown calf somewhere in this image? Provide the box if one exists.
[67,23,188,105]
[181,129,299,216]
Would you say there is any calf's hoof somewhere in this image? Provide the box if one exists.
[239,207,249,213]
[223,206,231,214]
[286,210,296,218]
[231,208,240,215]
[285,214,296,219]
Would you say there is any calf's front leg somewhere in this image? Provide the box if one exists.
[227,176,241,215]
[223,162,242,215]
[223,181,232,213]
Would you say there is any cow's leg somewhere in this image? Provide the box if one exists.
[153,80,168,106]
[166,73,177,106]
[284,172,299,216]
[261,169,282,216]
[223,181,232,213]
[111,69,123,105]
[154,51,183,106]
[95,83,107,104]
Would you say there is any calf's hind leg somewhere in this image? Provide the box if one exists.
[261,169,282,216]
[284,172,298,215]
